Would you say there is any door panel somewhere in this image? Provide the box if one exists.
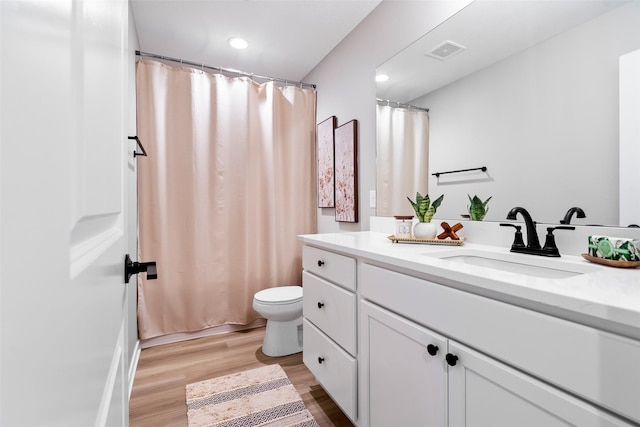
[448,342,630,427]
[361,301,447,427]
[1,1,130,426]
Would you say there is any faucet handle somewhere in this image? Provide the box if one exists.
[549,226,575,231]
[542,226,576,257]
[500,223,525,250]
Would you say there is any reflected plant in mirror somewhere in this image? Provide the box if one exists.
[468,195,491,221]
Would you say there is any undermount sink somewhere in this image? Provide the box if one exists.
[423,248,600,279]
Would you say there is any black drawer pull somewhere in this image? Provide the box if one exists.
[427,344,439,356]
[317,260,325,267]
[318,357,325,364]
[317,302,325,309]
[446,353,459,366]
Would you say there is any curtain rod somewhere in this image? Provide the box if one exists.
[136,50,316,90]
[376,98,429,113]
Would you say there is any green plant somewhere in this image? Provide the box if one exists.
[407,192,444,222]
[468,194,492,221]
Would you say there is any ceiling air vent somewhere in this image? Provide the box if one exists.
[426,40,466,60]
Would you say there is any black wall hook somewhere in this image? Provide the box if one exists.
[128,136,148,157]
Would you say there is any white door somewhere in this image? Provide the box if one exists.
[1,1,133,426]
[361,301,448,427]
[447,341,631,427]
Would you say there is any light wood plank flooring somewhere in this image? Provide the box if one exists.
[129,326,354,426]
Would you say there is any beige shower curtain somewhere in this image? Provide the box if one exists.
[136,59,317,340]
[376,104,430,217]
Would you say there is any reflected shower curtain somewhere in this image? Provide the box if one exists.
[376,104,430,216]
[136,59,317,340]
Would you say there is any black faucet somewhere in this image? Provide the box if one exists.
[506,207,541,250]
[560,207,585,224]
[502,207,575,257]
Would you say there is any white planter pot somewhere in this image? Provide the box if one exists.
[413,222,437,239]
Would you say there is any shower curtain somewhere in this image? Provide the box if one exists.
[136,59,317,340]
[376,104,430,217]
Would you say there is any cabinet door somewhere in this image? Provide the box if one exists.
[448,341,632,427]
[361,301,448,427]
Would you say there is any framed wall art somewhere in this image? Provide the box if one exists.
[334,119,358,223]
[317,116,336,208]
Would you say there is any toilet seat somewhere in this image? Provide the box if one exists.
[254,286,302,305]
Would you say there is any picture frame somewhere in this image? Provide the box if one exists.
[317,116,337,208]
[334,119,358,223]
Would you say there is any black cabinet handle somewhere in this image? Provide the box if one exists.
[317,260,325,267]
[427,344,439,356]
[317,302,325,309]
[445,353,458,366]
[318,357,325,364]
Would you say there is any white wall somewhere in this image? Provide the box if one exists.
[413,2,640,226]
[619,49,640,227]
[305,0,472,233]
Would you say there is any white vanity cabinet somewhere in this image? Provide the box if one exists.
[302,245,357,422]
[359,262,639,427]
[361,300,629,427]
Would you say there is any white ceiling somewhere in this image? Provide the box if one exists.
[376,0,630,103]
[130,0,381,83]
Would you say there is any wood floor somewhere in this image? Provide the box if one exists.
[129,326,354,426]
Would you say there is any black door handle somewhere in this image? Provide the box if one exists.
[124,254,157,283]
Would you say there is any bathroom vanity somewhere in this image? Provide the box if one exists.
[299,231,640,427]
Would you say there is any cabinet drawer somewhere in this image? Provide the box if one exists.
[360,262,640,423]
[303,319,357,421]
[303,245,355,291]
[303,271,356,355]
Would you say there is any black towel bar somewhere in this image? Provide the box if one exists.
[432,166,486,178]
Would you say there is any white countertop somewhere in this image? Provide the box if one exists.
[299,231,640,338]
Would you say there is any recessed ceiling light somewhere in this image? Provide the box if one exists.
[228,37,249,50]
[376,74,389,82]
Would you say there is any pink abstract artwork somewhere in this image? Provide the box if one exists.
[317,116,336,208]
[334,120,358,223]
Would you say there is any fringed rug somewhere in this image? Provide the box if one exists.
[186,364,320,427]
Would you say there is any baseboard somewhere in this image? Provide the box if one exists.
[139,319,267,349]
[128,340,141,400]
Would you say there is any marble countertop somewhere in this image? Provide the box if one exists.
[299,231,640,339]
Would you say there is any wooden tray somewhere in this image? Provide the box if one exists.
[388,235,465,245]
[581,253,640,268]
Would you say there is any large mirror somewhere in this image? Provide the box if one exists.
[376,0,640,227]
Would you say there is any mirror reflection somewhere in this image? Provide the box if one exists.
[376,0,640,227]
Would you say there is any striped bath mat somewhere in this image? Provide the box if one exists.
[186,364,319,427]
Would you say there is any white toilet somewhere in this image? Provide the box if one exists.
[252,286,304,357]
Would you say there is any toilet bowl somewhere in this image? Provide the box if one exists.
[252,286,303,357]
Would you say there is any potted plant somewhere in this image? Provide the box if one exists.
[467,194,492,221]
[407,192,444,238]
